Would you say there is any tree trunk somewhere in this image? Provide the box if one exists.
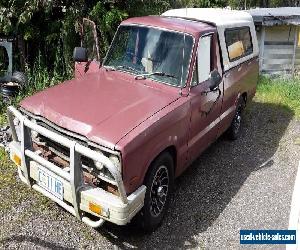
[17,35,27,71]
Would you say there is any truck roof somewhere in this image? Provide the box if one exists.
[121,16,215,37]
[162,8,254,27]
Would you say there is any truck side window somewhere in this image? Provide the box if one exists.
[197,35,212,84]
[225,27,253,62]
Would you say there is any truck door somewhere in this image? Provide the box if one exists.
[74,18,101,78]
[187,33,223,163]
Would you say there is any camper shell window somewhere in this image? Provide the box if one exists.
[225,26,253,62]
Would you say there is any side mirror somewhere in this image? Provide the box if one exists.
[209,69,222,91]
[73,47,88,62]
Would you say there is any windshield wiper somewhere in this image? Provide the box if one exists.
[103,65,138,73]
[116,65,138,73]
[135,71,177,80]
[103,65,116,71]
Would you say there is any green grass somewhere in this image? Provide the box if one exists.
[16,53,73,102]
[0,148,52,212]
[0,54,72,124]
[255,76,300,119]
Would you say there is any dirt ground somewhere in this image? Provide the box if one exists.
[0,99,299,249]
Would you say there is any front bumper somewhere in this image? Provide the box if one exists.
[7,106,146,227]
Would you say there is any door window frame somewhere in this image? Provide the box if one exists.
[191,33,214,87]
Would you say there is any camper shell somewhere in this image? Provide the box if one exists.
[163,8,259,71]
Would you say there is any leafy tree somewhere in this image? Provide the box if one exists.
[173,0,227,7]
[0,0,299,76]
[229,0,299,8]
[88,1,128,56]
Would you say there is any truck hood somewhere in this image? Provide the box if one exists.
[20,70,179,149]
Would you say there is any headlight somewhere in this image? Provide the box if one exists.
[94,150,121,170]
[109,155,121,170]
[30,119,39,139]
[93,152,121,181]
[31,130,39,139]
[94,151,104,170]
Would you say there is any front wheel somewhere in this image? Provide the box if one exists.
[139,152,174,232]
[227,97,245,140]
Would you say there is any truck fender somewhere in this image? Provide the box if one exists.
[140,144,177,185]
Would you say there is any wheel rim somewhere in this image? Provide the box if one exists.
[149,165,169,217]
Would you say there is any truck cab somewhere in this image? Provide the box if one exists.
[8,9,259,231]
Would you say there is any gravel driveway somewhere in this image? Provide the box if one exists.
[0,99,299,250]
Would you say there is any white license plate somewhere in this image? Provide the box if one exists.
[38,168,64,200]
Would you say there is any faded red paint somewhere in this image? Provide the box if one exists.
[20,16,258,194]
[21,69,180,149]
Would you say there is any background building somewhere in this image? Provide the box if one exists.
[248,7,300,76]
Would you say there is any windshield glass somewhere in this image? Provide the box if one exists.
[104,25,194,87]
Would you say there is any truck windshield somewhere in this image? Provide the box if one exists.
[104,25,194,87]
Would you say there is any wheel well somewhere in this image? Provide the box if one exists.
[164,145,177,173]
[144,146,177,182]
[241,92,247,105]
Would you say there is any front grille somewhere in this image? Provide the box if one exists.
[33,132,95,170]
[35,120,89,147]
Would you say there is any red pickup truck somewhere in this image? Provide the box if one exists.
[8,8,259,231]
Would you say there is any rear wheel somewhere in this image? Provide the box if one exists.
[139,152,174,232]
[227,97,245,140]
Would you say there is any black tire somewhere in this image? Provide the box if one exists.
[0,84,19,97]
[227,97,246,140]
[11,71,27,88]
[139,152,174,232]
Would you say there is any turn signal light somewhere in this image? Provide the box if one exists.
[89,202,102,215]
[12,154,21,167]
